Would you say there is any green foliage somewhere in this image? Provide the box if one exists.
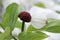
[56,11,60,14]
[34,2,46,8]
[27,25,37,32]
[40,19,60,33]
[0,3,19,40]
[2,3,19,30]
[18,31,48,40]
[47,18,60,23]
[0,27,12,40]
[15,20,22,28]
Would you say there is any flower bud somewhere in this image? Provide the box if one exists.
[18,11,31,22]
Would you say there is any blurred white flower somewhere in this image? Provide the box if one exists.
[29,6,60,29]
[29,6,47,29]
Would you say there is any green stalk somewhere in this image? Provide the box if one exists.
[21,21,25,32]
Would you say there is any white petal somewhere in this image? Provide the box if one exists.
[29,6,47,20]
[29,6,60,29]
[29,6,47,29]
[31,20,46,29]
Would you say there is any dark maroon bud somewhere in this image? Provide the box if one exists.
[18,11,31,22]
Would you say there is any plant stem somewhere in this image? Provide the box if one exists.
[21,21,25,32]
[10,32,17,40]
[10,28,17,40]
[12,35,17,40]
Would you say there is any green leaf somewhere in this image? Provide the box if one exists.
[15,20,22,28]
[2,3,19,29]
[0,27,12,40]
[47,18,60,23]
[40,20,60,33]
[18,31,48,40]
[27,25,37,32]
[56,11,60,14]
[34,2,46,8]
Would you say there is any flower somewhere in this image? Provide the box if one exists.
[28,6,60,29]
[29,6,47,29]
